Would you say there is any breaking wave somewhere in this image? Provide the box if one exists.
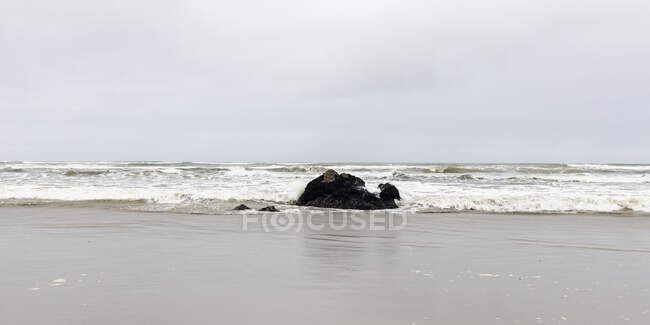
[1,168,25,173]
[260,166,329,173]
[411,194,650,215]
[393,164,650,175]
[63,170,109,176]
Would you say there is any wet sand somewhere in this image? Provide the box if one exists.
[2,207,650,324]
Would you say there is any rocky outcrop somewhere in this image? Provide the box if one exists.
[259,206,279,212]
[296,170,401,210]
[233,204,251,210]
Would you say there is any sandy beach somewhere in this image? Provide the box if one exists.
[2,207,650,324]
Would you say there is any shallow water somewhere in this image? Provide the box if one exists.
[2,207,650,324]
[1,161,650,214]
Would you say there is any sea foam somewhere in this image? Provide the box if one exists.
[1,162,649,215]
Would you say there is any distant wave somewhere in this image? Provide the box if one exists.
[63,170,109,176]
[438,167,487,173]
[124,162,198,167]
[394,165,650,175]
[180,167,230,172]
[261,166,329,173]
[1,167,25,173]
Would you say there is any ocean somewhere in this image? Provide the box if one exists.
[1,161,649,215]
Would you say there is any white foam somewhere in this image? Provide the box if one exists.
[2,162,650,214]
[479,273,500,278]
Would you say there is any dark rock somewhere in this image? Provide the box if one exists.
[296,170,400,210]
[377,183,401,209]
[233,204,251,210]
[259,206,279,212]
[379,183,401,201]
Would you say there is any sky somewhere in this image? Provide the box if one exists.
[1,0,649,163]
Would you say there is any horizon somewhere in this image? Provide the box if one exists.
[4,160,650,165]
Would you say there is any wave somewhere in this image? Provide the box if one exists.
[0,161,23,165]
[398,166,548,174]
[3,188,649,215]
[1,167,25,173]
[0,197,291,215]
[123,162,198,167]
[258,166,329,173]
[439,167,487,173]
[180,167,230,172]
[2,195,648,215]
[63,170,109,176]
[391,171,413,180]
[517,165,650,175]
[408,194,650,215]
[517,167,598,174]
[0,198,148,208]
[394,164,650,175]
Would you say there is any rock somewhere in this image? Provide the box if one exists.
[378,183,400,209]
[323,169,338,183]
[259,206,279,212]
[296,170,400,210]
[379,183,401,201]
[233,204,251,210]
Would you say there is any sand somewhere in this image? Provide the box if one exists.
[1,207,650,324]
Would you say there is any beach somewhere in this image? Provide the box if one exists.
[2,207,650,324]
[4,0,649,321]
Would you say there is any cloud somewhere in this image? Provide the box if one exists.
[1,0,649,162]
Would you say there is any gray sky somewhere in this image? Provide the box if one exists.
[1,0,649,163]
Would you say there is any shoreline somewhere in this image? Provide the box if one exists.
[1,200,649,217]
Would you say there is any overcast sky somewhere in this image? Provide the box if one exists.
[1,0,649,163]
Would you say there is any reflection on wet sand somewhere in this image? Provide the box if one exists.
[2,207,650,324]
